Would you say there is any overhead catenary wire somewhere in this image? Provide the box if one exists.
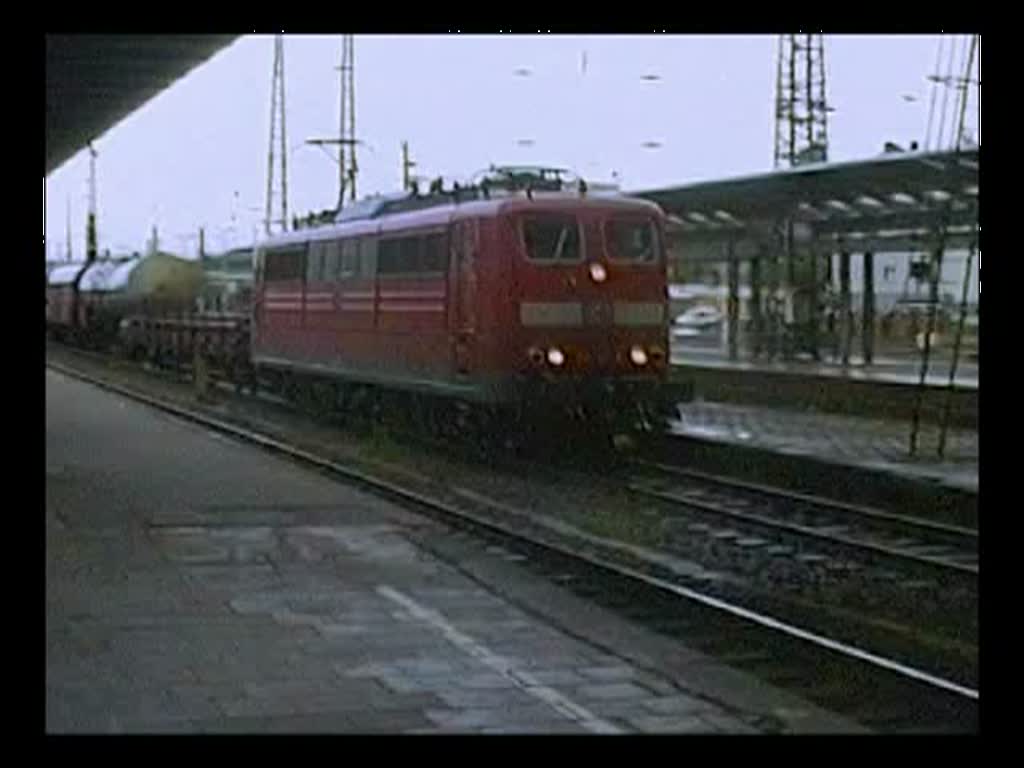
[949,35,976,147]
[909,33,978,457]
[937,33,979,459]
[924,35,945,150]
[943,36,966,148]
[935,35,961,151]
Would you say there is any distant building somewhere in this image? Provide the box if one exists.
[666,243,978,317]
[828,250,978,315]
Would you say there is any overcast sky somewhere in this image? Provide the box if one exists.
[43,34,980,260]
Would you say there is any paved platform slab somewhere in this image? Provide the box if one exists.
[46,368,861,734]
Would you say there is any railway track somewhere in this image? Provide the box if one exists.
[625,459,977,691]
[46,349,979,732]
[627,461,978,579]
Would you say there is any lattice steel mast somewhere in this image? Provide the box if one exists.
[265,34,289,234]
[338,34,357,206]
[774,34,830,168]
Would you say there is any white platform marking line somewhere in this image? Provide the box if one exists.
[376,585,623,734]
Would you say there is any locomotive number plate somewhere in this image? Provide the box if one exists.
[585,300,613,326]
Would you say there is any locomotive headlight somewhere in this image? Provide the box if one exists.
[629,345,649,366]
[528,346,545,365]
[589,262,608,283]
[547,347,566,366]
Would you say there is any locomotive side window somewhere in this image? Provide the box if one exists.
[264,247,305,282]
[323,240,341,280]
[421,234,448,274]
[522,216,581,263]
[359,237,378,276]
[307,241,326,282]
[378,238,404,276]
[400,238,420,273]
[378,233,447,276]
[605,220,660,264]
[339,238,360,280]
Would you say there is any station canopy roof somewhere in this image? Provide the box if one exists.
[634,148,979,256]
[46,35,238,173]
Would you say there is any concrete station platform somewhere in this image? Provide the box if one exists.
[668,346,978,449]
[673,346,978,389]
[46,368,860,734]
[670,399,978,496]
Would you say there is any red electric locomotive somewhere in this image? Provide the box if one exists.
[251,170,674,435]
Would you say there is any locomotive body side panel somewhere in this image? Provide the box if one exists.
[375,223,451,381]
[330,229,378,370]
[260,243,306,360]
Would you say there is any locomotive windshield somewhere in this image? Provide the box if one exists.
[522,216,581,263]
[605,219,660,263]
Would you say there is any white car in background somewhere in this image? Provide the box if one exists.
[672,305,724,338]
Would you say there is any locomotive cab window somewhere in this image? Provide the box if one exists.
[522,216,581,263]
[605,220,660,263]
